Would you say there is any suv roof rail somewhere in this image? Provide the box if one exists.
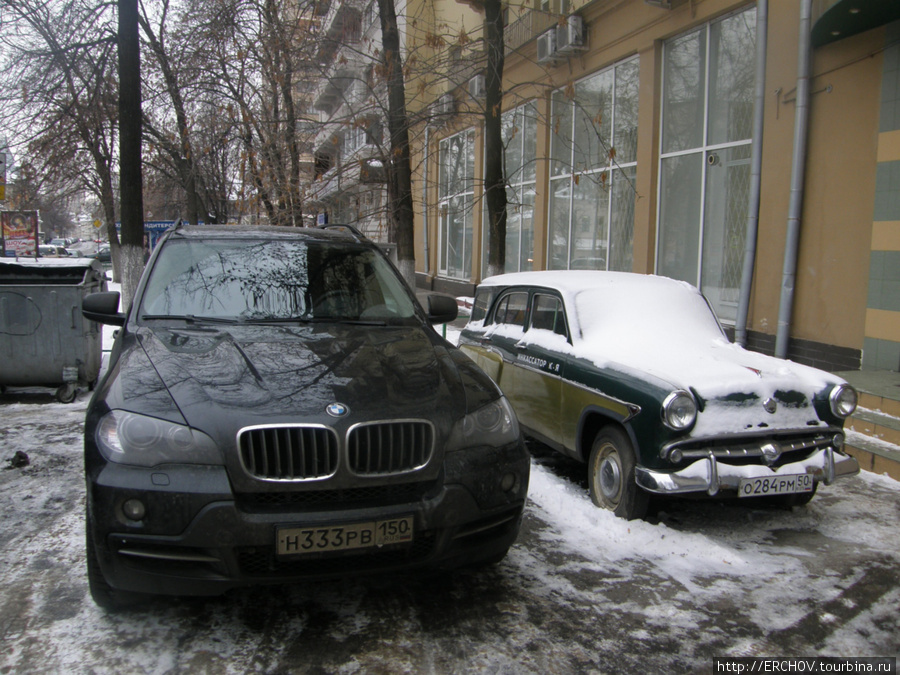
[317,223,367,241]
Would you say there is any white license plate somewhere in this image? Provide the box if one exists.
[277,516,413,556]
[738,473,814,498]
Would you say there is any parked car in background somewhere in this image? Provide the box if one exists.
[38,245,68,257]
[96,245,111,263]
[459,271,859,520]
[81,224,529,608]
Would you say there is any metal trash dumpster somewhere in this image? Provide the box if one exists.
[0,257,107,402]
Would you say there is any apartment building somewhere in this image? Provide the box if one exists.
[309,0,391,241]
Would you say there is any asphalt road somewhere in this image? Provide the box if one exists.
[1,389,898,674]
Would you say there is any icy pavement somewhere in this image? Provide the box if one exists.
[1,388,898,674]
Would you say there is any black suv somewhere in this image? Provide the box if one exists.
[81,224,528,608]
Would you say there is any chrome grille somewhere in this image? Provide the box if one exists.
[348,421,434,475]
[666,430,841,467]
[239,425,339,480]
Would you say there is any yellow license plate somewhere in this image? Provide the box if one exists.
[277,516,413,556]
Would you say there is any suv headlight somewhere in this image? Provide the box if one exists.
[662,390,697,431]
[829,383,858,419]
[96,410,221,467]
[448,397,520,450]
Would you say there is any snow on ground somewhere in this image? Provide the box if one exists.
[2,388,898,673]
[0,281,898,672]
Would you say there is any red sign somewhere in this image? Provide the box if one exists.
[1,211,39,256]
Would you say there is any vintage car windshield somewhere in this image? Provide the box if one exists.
[573,282,725,346]
[139,237,418,323]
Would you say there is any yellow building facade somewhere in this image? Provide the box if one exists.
[407,0,900,373]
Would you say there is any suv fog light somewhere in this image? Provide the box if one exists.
[833,433,844,451]
[669,448,683,463]
[122,499,146,521]
[500,472,517,492]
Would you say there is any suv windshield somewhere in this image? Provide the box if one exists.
[139,237,417,323]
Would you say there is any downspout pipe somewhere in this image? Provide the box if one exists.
[775,0,813,359]
[423,125,431,277]
[734,0,768,347]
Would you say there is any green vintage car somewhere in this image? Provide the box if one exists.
[459,271,860,520]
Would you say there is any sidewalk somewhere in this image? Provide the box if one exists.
[837,369,900,481]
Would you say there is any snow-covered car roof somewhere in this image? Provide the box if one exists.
[479,270,723,342]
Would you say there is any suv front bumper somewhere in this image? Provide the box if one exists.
[88,445,529,597]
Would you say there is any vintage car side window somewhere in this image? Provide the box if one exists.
[470,289,495,323]
[492,292,529,327]
[530,294,568,338]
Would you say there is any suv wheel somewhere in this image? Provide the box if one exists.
[588,427,648,521]
[85,511,144,611]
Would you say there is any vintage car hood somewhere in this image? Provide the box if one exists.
[609,338,839,435]
[130,323,462,432]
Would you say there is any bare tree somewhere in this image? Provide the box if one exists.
[158,0,319,227]
[0,0,122,274]
[375,0,415,285]
[481,0,507,277]
[119,0,146,304]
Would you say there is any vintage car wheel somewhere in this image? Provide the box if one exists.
[588,427,649,520]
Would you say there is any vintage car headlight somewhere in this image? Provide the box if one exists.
[96,410,221,467]
[447,396,520,450]
[662,390,697,431]
[829,383,858,419]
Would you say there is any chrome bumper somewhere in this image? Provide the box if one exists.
[634,447,860,496]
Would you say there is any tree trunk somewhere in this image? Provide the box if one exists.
[139,8,211,225]
[376,0,416,287]
[118,0,146,307]
[483,0,507,279]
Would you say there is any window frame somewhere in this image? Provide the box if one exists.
[655,6,757,325]
[438,128,477,280]
[547,56,640,272]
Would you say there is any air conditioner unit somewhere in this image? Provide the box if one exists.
[536,28,557,65]
[436,93,455,116]
[468,74,486,99]
[556,15,585,55]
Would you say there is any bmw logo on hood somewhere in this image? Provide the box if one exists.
[326,402,350,418]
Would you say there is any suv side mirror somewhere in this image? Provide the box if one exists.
[425,293,458,325]
[83,291,126,326]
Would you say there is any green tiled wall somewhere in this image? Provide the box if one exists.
[868,251,900,312]
[865,22,900,372]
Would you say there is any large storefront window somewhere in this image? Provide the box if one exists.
[548,57,639,271]
[657,7,756,323]
[484,101,538,274]
[438,129,476,279]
